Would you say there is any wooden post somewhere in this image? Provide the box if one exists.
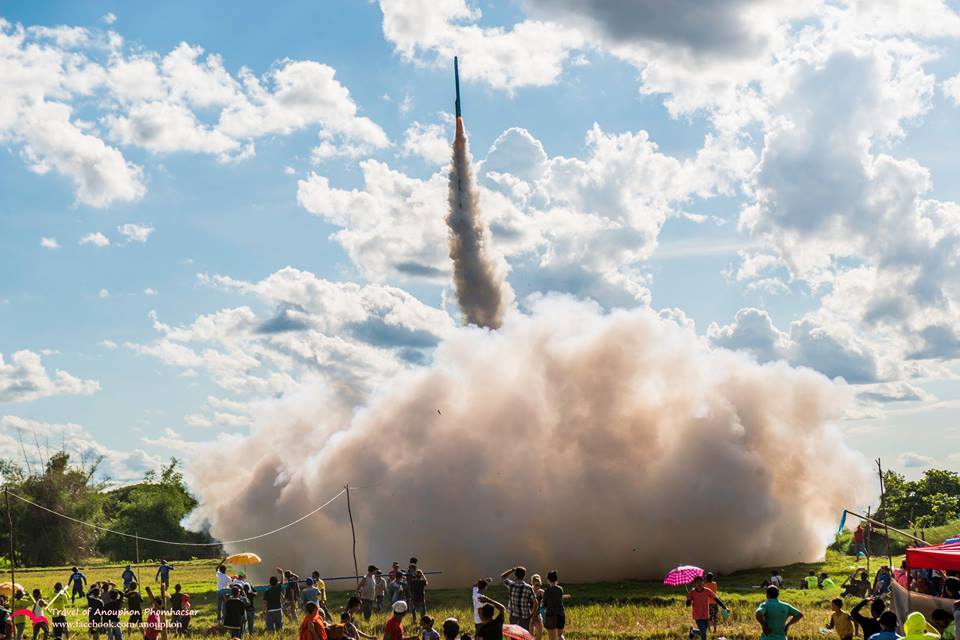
[5,488,15,594]
[135,532,141,585]
[345,484,360,591]
[877,459,894,570]
[866,506,872,577]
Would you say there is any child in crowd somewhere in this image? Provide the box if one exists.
[420,616,440,640]
[825,598,854,640]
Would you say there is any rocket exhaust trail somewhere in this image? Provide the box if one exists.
[446,57,509,329]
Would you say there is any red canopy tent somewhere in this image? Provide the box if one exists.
[905,540,960,570]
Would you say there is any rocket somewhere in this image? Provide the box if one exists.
[454,56,462,120]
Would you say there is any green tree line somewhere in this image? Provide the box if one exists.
[877,467,960,529]
[0,453,221,567]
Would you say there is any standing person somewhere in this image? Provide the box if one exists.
[143,598,163,640]
[68,569,87,604]
[382,602,417,640]
[310,572,330,621]
[279,569,301,623]
[475,596,505,640]
[86,587,104,640]
[237,575,256,635]
[388,564,402,606]
[851,598,886,639]
[687,575,728,640]
[102,590,123,640]
[471,581,490,633]
[755,586,802,640]
[49,584,68,640]
[825,598,854,640]
[542,571,566,640]
[215,564,231,624]
[299,603,326,640]
[123,583,143,630]
[854,524,866,556]
[529,575,544,640]
[375,573,387,614]
[221,587,247,639]
[500,567,537,630]
[154,562,174,590]
[263,576,284,636]
[29,589,50,640]
[408,571,428,622]
[768,570,784,590]
[1,595,13,640]
[300,580,321,611]
[358,567,379,622]
[120,568,136,593]
[11,589,30,640]
[169,585,188,636]
[703,573,721,635]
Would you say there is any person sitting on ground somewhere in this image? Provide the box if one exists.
[868,611,901,640]
[687,575,729,640]
[826,598,854,640]
[420,616,439,640]
[475,596,506,640]
[769,570,784,589]
[901,612,940,640]
[222,586,248,638]
[820,573,837,590]
[852,597,886,639]
[943,578,960,600]
[338,611,373,640]
[299,602,326,640]
[382,601,418,640]
[756,586,803,640]
[440,619,460,640]
[874,567,892,597]
[803,570,819,590]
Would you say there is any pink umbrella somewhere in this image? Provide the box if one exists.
[663,565,704,586]
[503,624,534,640]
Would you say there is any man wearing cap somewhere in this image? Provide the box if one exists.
[358,566,379,622]
[300,579,321,610]
[382,601,417,640]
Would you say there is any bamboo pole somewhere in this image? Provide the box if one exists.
[345,484,360,591]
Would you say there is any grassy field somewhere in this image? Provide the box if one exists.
[1,548,922,640]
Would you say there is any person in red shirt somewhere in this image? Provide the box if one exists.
[382,601,418,640]
[300,602,327,640]
[686,576,728,640]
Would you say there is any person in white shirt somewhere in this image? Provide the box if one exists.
[215,563,232,623]
[472,579,491,630]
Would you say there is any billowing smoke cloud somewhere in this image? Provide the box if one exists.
[189,297,867,586]
[447,118,511,329]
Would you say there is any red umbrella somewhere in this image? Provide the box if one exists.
[503,624,534,640]
[663,565,704,586]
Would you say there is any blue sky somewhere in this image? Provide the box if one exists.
[3,0,960,486]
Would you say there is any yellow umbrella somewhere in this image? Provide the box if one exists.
[224,552,262,565]
[0,581,26,596]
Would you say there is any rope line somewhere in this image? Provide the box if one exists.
[6,488,346,546]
